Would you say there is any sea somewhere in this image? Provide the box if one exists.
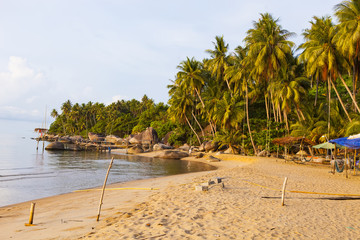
[0,119,215,207]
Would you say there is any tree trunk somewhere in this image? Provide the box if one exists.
[278,105,283,123]
[314,75,319,107]
[191,111,205,137]
[327,75,331,139]
[185,115,201,145]
[283,111,289,134]
[246,85,257,154]
[339,74,360,113]
[265,95,269,120]
[330,77,352,122]
[225,79,233,97]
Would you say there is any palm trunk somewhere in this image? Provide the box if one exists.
[330,77,352,122]
[278,105,283,122]
[314,75,319,107]
[191,111,205,137]
[209,120,216,137]
[246,85,257,154]
[283,111,289,134]
[185,115,201,145]
[225,79,233,97]
[327,75,331,139]
[265,95,269,120]
[339,74,360,113]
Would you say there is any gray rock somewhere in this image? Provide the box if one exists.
[205,141,219,152]
[206,155,221,162]
[127,145,144,154]
[154,150,189,159]
[178,143,190,152]
[45,141,64,150]
[88,132,105,142]
[195,152,204,159]
[153,143,173,151]
[105,135,122,144]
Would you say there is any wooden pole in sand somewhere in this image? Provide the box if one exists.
[96,157,114,221]
[354,149,357,176]
[345,148,348,178]
[281,177,288,206]
[25,202,36,226]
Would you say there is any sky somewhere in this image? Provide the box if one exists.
[0,0,341,124]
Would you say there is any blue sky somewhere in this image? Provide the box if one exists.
[0,0,341,123]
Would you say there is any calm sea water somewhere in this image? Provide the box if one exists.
[0,119,215,207]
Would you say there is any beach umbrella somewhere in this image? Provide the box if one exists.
[312,142,335,149]
[348,133,360,139]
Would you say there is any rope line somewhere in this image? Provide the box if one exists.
[74,187,159,192]
[241,179,360,197]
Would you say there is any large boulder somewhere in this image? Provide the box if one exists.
[162,131,172,145]
[153,143,174,151]
[204,141,219,152]
[142,127,159,144]
[127,145,144,154]
[88,132,105,142]
[105,135,122,145]
[154,150,189,159]
[178,143,190,152]
[45,141,65,150]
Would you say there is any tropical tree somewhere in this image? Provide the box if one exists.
[334,0,360,108]
[205,35,232,94]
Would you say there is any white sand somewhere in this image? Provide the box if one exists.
[2,151,360,239]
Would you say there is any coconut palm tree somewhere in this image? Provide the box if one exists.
[299,16,353,140]
[334,0,360,108]
[245,13,295,120]
[205,35,232,94]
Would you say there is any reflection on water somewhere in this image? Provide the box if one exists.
[0,131,215,207]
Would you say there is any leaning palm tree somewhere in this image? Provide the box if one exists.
[334,0,360,108]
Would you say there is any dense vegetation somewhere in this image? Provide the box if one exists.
[49,0,360,154]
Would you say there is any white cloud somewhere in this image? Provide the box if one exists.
[0,56,45,105]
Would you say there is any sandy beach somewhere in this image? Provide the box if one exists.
[1,151,360,239]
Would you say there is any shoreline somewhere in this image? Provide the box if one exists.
[2,151,360,239]
[0,150,240,240]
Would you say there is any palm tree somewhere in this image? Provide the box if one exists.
[168,85,202,145]
[299,16,352,138]
[224,46,257,154]
[334,0,360,108]
[245,13,295,120]
[205,35,232,94]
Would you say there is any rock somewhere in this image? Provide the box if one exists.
[59,136,72,143]
[206,155,221,162]
[199,141,207,152]
[195,153,204,159]
[141,127,159,144]
[69,135,84,143]
[105,135,122,145]
[88,132,105,142]
[127,145,144,154]
[154,150,189,159]
[257,150,270,157]
[224,147,239,154]
[178,143,190,152]
[162,131,172,145]
[45,141,65,150]
[153,143,173,151]
[204,141,219,152]
[67,144,84,151]
[129,135,142,144]
[215,151,224,155]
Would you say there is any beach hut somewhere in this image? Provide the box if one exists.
[272,136,315,160]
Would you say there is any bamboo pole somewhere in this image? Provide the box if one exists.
[25,202,36,226]
[345,148,348,178]
[96,157,114,221]
[281,177,288,206]
[354,150,357,176]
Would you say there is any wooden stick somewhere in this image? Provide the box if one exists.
[354,150,357,176]
[345,148,348,178]
[96,157,114,221]
[25,202,36,226]
[281,177,288,206]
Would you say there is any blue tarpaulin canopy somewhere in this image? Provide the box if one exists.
[329,137,360,149]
